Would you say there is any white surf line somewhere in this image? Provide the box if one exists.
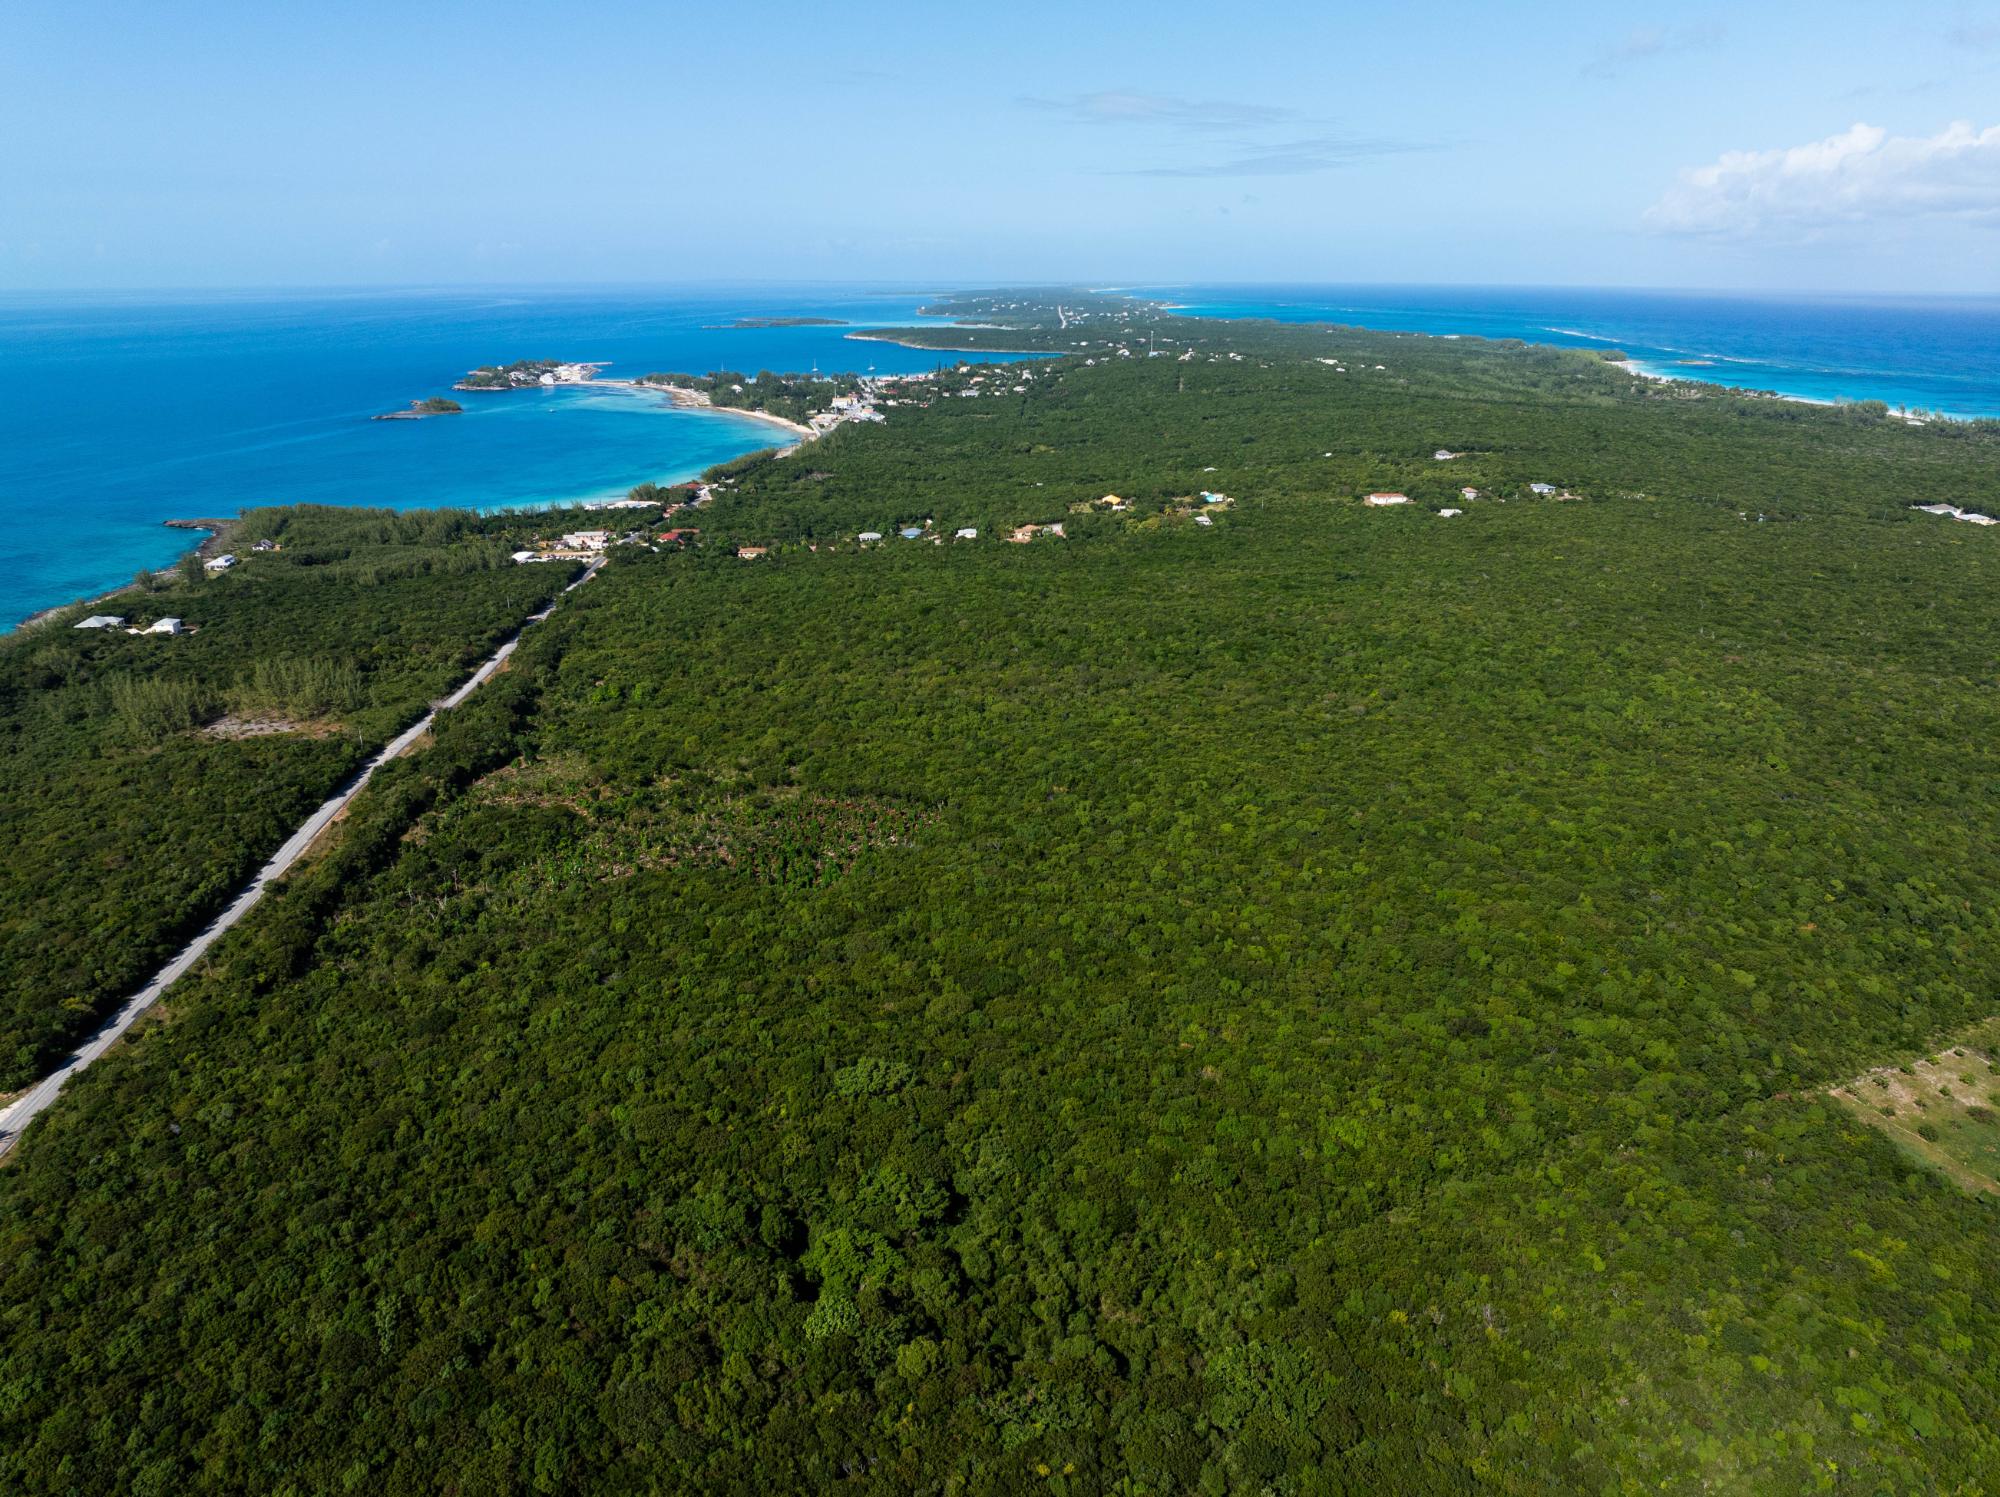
[0,557,603,1159]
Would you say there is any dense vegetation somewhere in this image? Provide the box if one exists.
[376,397,465,420]
[3,298,1999,1492]
[0,506,572,1086]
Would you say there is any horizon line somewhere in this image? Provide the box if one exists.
[3,278,2000,304]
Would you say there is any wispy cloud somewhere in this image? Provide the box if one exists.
[1020,89,1434,177]
[1583,22,1725,79]
[1947,18,2000,51]
[1647,120,2000,237]
[1115,134,1435,178]
[1019,91,1300,133]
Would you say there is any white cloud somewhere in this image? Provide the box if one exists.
[1647,121,2000,236]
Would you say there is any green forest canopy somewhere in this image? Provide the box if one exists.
[2,297,1999,1492]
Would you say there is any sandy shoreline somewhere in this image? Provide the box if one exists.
[843,331,1043,356]
[594,378,816,439]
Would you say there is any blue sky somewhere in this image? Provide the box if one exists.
[3,0,1998,293]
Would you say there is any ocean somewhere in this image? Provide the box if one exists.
[0,287,1036,626]
[1147,284,2000,422]
[6,282,1997,625]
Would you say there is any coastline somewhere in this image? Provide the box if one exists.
[1607,358,1854,412]
[1154,291,2000,421]
[6,382,804,631]
[16,518,236,632]
[1,292,1006,630]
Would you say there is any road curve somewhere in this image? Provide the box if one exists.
[0,558,602,1159]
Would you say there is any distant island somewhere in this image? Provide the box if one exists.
[372,396,463,421]
[707,316,849,330]
[455,359,605,391]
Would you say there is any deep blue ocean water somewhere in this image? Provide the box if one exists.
[1149,284,2000,422]
[6,282,1997,625]
[0,286,1036,625]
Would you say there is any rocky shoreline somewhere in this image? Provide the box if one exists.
[16,517,239,631]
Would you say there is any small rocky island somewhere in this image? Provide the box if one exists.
[710,316,849,330]
[373,396,464,421]
[455,359,605,391]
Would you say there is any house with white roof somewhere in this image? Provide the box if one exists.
[74,614,125,630]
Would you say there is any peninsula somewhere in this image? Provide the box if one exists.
[455,359,606,391]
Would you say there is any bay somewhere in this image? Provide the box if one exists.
[0,286,1031,624]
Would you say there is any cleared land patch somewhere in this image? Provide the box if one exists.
[199,714,343,740]
[1830,1019,2000,1194]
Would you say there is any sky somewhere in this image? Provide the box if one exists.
[2,0,1998,295]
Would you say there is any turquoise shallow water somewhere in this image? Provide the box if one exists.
[1150,284,2000,421]
[0,286,1037,625]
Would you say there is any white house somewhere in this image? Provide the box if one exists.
[144,617,185,635]
[1913,503,1998,526]
[204,554,237,571]
[560,530,611,552]
[858,531,883,543]
[1433,450,1459,461]
[954,528,978,540]
[1461,487,1480,501]
[1438,509,1463,518]
[1194,513,1213,526]
[1530,483,1558,496]
[1363,493,1411,507]
[74,614,125,630]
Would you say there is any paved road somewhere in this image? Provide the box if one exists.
[0,558,601,1159]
